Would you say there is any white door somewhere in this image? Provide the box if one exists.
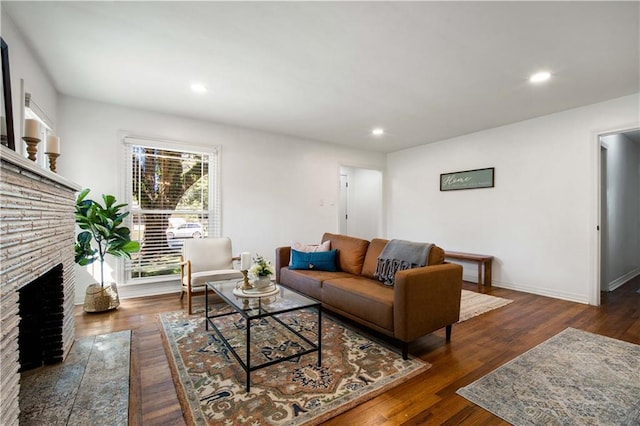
[339,174,349,234]
[600,144,608,291]
[338,167,383,239]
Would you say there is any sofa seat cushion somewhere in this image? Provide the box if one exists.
[279,268,352,300]
[322,277,394,332]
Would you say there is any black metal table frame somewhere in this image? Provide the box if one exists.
[205,283,322,392]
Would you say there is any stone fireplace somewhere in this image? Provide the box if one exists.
[18,263,65,371]
[0,145,80,425]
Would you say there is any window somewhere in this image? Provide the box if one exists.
[123,137,219,282]
[24,92,54,169]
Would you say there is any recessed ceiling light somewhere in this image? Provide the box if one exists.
[529,71,551,83]
[190,83,207,93]
[371,128,385,136]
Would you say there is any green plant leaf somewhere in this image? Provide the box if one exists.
[76,188,90,204]
[74,231,97,265]
[94,224,110,237]
[102,194,116,209]
[122,241,140,252]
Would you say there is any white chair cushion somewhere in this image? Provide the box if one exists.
[184,269,243,288]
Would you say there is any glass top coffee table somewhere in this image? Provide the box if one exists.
[205,280,322,392]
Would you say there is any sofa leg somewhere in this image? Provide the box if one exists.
[445,324,452,342]
[401,342,409,360]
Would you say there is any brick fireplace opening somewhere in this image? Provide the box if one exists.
[18,264,65,371]
[1,146,80,425]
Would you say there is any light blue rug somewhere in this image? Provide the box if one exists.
[20,330,131,425]
[457,328,640,425]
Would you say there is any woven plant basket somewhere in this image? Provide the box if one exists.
[84,282,120,312]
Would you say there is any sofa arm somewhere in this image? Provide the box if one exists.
[393,263,463,342]
[275,246,291,283]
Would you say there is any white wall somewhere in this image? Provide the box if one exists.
[4,7,639,305]
[387,94,640,304]
[1,13,58,159]
[600,133,640,290]
[339,166,383,240]
[57,96,386,302]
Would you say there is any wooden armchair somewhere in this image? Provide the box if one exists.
[179,237,243,314]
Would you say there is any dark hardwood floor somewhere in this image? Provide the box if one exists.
[74,277,640,425]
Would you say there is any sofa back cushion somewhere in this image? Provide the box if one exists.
[362,238,389,279]
[321,233,370,275]
[429,245,445,265]
[361,238,445,279]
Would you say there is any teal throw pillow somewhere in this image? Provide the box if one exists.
[290,249,337,272]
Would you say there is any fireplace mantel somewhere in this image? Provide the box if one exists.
[0,145,81,426]
[0,145,79,190]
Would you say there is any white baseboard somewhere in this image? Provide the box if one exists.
[74,280,181,305]
[604,267,640,292]
[119,281,181,299]
[462,272,482,285]
[479,278,590,305]
[76,273,602,307]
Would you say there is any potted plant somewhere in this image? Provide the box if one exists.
[74,188,140,312]
[248,254,275,289]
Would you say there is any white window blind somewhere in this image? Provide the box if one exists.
[123,138,219,282]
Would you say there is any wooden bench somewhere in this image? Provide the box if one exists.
[444,251,493,286]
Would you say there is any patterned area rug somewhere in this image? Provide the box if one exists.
[159,309,429,425]
[457,328,640,425]
[458,289,512,322]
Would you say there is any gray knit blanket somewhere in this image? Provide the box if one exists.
[374,239,433,286]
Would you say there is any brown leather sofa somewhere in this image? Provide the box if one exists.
[275,232,463,359]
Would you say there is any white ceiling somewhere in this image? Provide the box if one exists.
[4,1,639,153]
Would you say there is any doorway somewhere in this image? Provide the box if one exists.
[598,129,640,301]
[338,166,383,240]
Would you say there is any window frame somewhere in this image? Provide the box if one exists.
[23,92,54,169]
[119,135,221,285]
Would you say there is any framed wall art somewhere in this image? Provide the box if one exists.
[440,167,494,191]
[1,37,15,150]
